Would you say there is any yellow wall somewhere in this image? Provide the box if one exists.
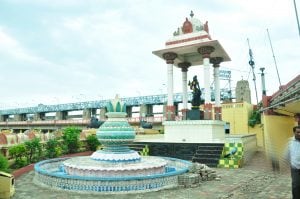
[222,102,265,148]
[222,102,253,134]
[262,114,295,169]
[249,125,264,148]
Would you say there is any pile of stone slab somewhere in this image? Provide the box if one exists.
[178,162,221,188]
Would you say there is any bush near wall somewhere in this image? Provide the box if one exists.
[9,144,27,169]
[62,127,81,154]
[0,153,9,172]
[24,137,42,163]
[45,138,62,158]
[86,134,100,151]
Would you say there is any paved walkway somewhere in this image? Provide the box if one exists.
[12,151,292,199]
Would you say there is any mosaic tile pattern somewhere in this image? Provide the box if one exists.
[218,143,244,168]
[34,157,191,194]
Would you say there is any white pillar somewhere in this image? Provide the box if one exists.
[198,46,214,105]
[182,69,188,109]
[167,63,173,106]
[214,66,220,106]
[178,62,190,110]
[210,57,223,107]
[163,52,177,107]
[203,57,211,104]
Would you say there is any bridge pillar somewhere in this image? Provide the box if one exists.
[56,111,68,120]
[126,106,132,117]
[174,103,179,116]
[140,104,153,118]
[34,113,45,121]
[83,108,97,120]
[99,108,106,121]
[0,115,8,122]
[14,114,26,121]
[83,109,91,120]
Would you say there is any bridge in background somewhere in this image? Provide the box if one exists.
[0,89,234,131]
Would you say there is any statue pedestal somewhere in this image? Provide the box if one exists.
[163,120,225,143]
[187,109,204,120]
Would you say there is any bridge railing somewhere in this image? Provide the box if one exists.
[0,119,90,127]
[0,116,184,128]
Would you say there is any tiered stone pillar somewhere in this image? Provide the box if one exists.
[162,52,177,121]
[178,62,191,120]
[210,57,223,120]
[198,46,215,120]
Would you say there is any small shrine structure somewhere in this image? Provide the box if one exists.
[153,11,230,121]
[153,11,231,143]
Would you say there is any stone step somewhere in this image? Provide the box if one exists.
[192,157,220,167]
[194,149,223,154]
[193,153,221,159]
[196,146,224,151]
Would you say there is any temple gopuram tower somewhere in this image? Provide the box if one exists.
[153,11,231,121]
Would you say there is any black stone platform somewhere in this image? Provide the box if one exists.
[192,143,224,167]
[136,142,224,167]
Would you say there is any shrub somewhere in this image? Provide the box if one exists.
[45,138,62,158]
[248,110,261,127]
[24,137,42,163]
[9,144,27,169]
[86,134,100,151]
[9,144,26,162]
[0,153,9,172]
[14,159,27,169]
[62,127,81,154]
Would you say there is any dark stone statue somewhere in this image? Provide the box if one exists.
[187,75,204,120]
[87,116,104,128]
[140,120,152,129]
[188,75,202,109]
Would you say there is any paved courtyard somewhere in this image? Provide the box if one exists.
[12,151,292,199]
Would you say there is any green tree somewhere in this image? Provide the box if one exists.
[62,127,81,154]
[9,144,27,168]
[86,134,100,151]
[24,138,42,163]
[248,110,261,127]
[0,153,9,172]
[45,138,62,158]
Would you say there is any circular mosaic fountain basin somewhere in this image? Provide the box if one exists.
[34,156,191,194]
[63,156,167,177]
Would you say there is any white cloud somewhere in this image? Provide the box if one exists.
[0,0,299,108]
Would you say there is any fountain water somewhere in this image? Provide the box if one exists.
[34,96,191,194]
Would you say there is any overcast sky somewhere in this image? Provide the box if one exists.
[0,0,299,109]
